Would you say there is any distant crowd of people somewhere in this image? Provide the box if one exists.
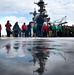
[0,20,74,37]
[33,22,74,37]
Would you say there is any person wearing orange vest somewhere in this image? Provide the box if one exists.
[0,24,2,37]
[5,20,12,37]
[21,23,27,37]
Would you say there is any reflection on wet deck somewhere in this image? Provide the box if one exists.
[0,38,74,75]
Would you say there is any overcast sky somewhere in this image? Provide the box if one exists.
[0,0,74,35]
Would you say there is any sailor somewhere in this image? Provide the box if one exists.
[5,20,12,37]
[42,22,48,37]
[36,15,44,37]
[21,23,27,37]
[33,23,37,37]
[13,22,20,37]
[27,22,31,37]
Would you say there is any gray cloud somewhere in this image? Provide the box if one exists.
[0,0,35,14]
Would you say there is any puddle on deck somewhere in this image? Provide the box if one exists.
[0,38,74,75]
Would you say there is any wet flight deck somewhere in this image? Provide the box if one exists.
[0,38,74,75]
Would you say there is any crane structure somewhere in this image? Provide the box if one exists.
[51,16,68,25]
